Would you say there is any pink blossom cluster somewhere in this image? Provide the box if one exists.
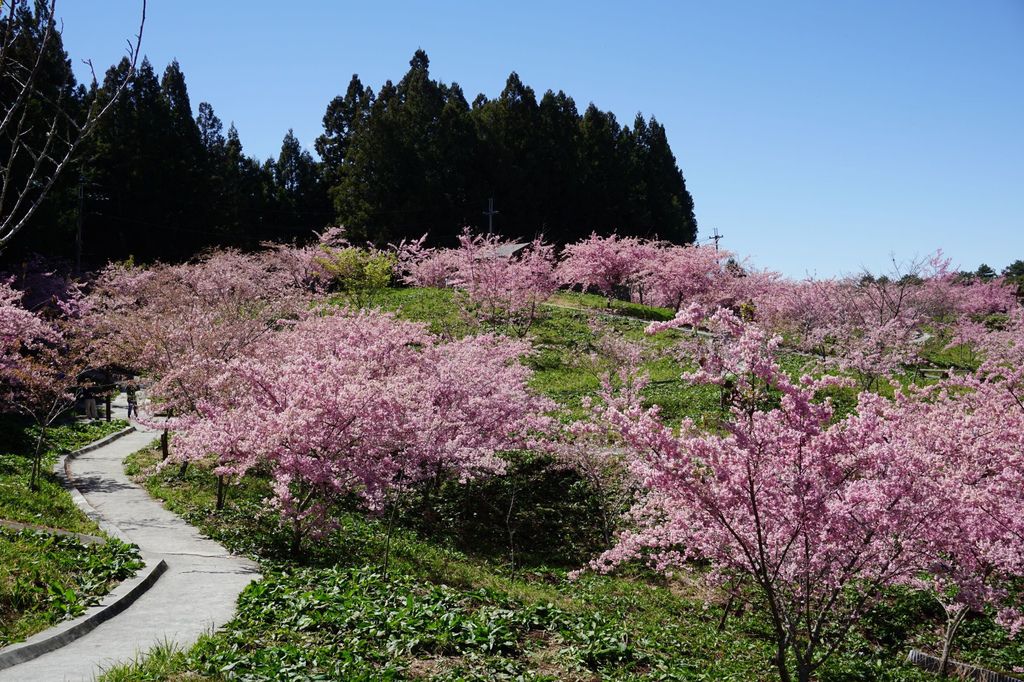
[80,247,317,422]
[173,309,553,550]
[402,231,1016,383]
[953,305,1024,370]
[398,228,558,333]
[693,253,1018,388]
[556,232,659,305]
[895,377,1024,639]
[0,279,92,489]
[395,235,461,289]
[586,306,1024,681]
[0,280,52,377]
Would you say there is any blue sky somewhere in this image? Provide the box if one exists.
[56,1,1023,278]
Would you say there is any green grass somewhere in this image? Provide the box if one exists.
[97,638,198,682]
[0,415,139,647]
[0,527,143,646]
[370,287,473,337]
[546,291,676,322]
[105,445,1024,681]
[371,287,709,425]
[117,447,781,680]
[97,291,1023,679]
[371,287,855,429]
[0,416,130,533]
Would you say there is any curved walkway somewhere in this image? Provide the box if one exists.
[0,407,259,681]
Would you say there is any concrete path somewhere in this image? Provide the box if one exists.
[1,404,260,681]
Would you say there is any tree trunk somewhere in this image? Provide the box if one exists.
[290,517,303,557]
[598,497,612,548]
[419,474,438,530]
[717,593,736,632]
[773,640,793,682]
[939,608,969,678]
[160,429,169,460]
[382,501,399,581]
[29,427,46,491]
[505,487,517,577]
[105,395,112,422]
[215,474,226,510]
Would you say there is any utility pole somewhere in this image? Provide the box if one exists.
[711,226,723,252]
[483,197,499,235]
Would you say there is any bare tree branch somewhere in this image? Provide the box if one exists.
[0,0,146,251]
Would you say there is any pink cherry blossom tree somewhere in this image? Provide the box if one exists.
[173,309,552,555]
[79,246,316,486]
[450,230,557,334]
[395,235,460,289]
[0,280,88,489]
[81,248,312,418]
[0,279,50,375]
[916,273,1024,675]
[588,306,948,682]
[397,229,557,335]
[640,243,729,312]
[557,232,655,307]
[553,320,650,547]
[259,226,350,293]
[713,251,1016,388]
[5,335,86,490]
[888,371,1024,675]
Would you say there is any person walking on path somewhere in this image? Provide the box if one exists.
[83,387,98,420]
[125,381,139,419]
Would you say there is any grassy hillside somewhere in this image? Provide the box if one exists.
[98,290,1023,680]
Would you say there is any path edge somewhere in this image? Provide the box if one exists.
[0,425,169,671]
[58,425,136,543]
[0,557,167,671]
[906,648,1023,682]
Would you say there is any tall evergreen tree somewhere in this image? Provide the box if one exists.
[332,51,453,243]
[323,50,697,247]
[469,73,543,238]
[634,116,696,243]
[316,74,373,183]
[0,0,143,257]
[219,123,273,246]
[160,60,207,247]
[535,90,582,241]
[84,57,171,260]
[577,103,629,235]
[197,101,226,160]
[434,82,476,237]
[196,102,231,241]
[5,46,698,264]
[270,130,329,242]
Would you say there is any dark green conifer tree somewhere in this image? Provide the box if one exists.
[271,130,329,242]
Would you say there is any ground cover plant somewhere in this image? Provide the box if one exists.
[0,527,142,646]
[0,416,128,532]
[105,443,1024,681]
[0,416,137,645]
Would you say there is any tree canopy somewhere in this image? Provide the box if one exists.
[2,47,696,264]
[325,51,697,246]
